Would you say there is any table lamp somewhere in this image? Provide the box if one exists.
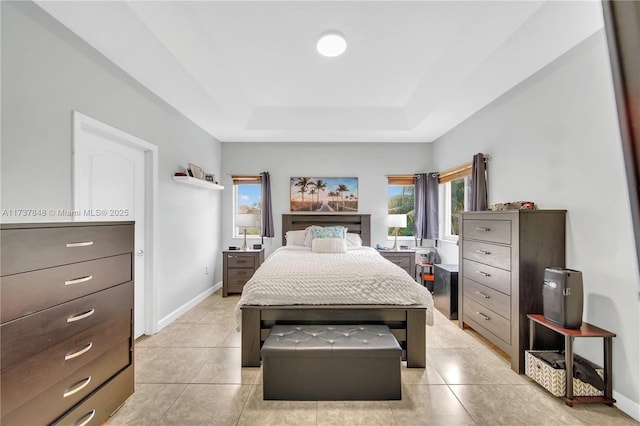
[388,214,407,250]
[236,213,256,250]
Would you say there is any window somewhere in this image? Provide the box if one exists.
[233,176,262,238]
[387,176,415,238]
[438,162,472,240]
[443,176,470,237]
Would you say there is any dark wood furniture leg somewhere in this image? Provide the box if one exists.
[406,309,426,367]
[241,308,261,367]
[605,336,614,404]
[565,335,574,403]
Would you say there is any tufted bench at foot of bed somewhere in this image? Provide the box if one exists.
[261,324,402,400]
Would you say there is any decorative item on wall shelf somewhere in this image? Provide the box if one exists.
[290,177,358,212]
[188,163,205,180]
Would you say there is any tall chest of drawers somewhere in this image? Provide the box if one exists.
[458,210,566,374]
[1,222,135,425]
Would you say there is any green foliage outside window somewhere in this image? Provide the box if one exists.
[387,185,415,237]
[450,178,465,235]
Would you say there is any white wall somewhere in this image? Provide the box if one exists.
[221,142,433,257]
[1,2,223,328]
[433,31,640,418]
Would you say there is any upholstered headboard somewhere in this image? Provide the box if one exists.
[282,214,371,247]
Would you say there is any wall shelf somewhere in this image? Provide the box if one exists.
[173,175,224,190]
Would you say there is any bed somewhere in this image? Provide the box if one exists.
[237,214,433,368]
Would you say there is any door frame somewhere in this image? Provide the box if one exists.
[72,111,159,335]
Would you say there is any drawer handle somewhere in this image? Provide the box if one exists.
[475,270,491,277]
[67,309,95,323]
[65,275,93,286]
[75,409,96,426]
[66,241,94,248]
[475,227,490,232]
[476,312,491,321]
[474,290,490,299]
[474,249,491,255]
[63,376,92,398]
[65,342,93,361]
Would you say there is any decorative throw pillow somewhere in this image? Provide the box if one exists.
[310,226,347,239]
[311,238,347,253]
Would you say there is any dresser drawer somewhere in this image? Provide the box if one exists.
[463,297,511,344]
[1,340,130,426]
[462,240,511,271]
[53,365,134,426]
[381,254,412,269]
[1,313,131,415]
[226,254,255,268]
[228,268,255,281]
[1,254,132,323]
[462,259,511,295]
[463,219,511,244]
[1,224,133,275]
[463,278,510,319]
[1,282,133,370]
[227,278,249,294]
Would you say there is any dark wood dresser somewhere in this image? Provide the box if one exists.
[1,222,135,425]
[433,264,458,320]
[459,210,566,374]
[222,248,264,296]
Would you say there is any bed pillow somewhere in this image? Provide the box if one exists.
[285,230,307,246]
[304,226,321,247]
[346,233,363,247]
[310,226,348,239]
[312,238,347,253]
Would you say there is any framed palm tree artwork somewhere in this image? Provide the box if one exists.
[290,177,358,212]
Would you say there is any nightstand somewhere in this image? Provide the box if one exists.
[378,249,415,277]
[222,249,265,297]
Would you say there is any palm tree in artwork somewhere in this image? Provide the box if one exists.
[328,191,337,209]
[336,184,349,211]
[314,179,327,205]
[294,177,311,207]
[308,188,317,211]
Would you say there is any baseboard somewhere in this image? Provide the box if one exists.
[613,390,640,422]
[156,281,222,332]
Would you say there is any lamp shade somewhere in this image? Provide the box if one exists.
[236,213,256,227]
[388,214,407,228]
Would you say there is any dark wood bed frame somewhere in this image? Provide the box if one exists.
[240,213,427,368]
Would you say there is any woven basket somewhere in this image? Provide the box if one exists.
[525,351,604,397]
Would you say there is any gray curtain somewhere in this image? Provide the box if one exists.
[260,172,275,238]
[470,153,488,211]
[414,173,439,242]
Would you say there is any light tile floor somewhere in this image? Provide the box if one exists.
[108,291,637,425]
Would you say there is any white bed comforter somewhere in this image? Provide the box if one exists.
[235,246,434,327]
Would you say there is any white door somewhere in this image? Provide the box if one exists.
[74,114,150,338]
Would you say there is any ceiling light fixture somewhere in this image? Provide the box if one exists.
[317,32,347,57]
